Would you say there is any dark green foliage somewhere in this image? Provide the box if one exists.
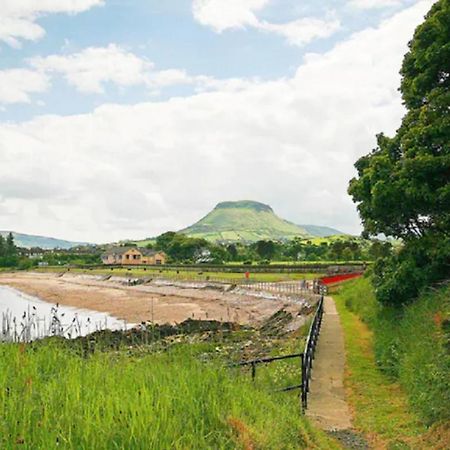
[0,233,19,267]
[41,251,102,266]
[155,231,178,252]
[155,232,227,263]
[226,243,238,259]
[5,233,16,256]
[373,235,450,306]
[400,0,450,110]
[368,240,392,259]
[253,240,277,260]
[348,0,450,305]
[329,240,362,260]
[154,232,380,263]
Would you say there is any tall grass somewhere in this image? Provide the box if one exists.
[335,277,450,425]
[0,341,336,449]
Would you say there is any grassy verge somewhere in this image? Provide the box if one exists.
[34,266,324,283]
[332,277,450,448]
[0,339,337,449]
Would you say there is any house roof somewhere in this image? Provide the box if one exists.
[141,248,163,256]
[101,247,165,258]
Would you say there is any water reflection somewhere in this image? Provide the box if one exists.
[0,286,128,342]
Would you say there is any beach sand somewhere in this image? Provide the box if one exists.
[0,272,307,325]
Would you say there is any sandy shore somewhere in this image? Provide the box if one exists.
[0,272,309,325]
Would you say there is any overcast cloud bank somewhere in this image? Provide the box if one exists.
[0,1,434,242]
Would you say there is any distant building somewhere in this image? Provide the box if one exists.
[195,248,213,264]
[101,247,167,265]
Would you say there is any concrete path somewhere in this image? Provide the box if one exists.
[306,296,352,430]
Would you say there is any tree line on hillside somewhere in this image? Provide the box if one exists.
[348,0,449,306]
[0,235,101,268]
[37,250,101,266]
[0,230,391,268]
[146,231,392,264]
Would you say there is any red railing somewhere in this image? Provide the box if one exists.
[320,272,363,285]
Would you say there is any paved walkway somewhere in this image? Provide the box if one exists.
[306,296,352,430]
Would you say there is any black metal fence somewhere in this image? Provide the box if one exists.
[233,295,324,413]
[301,295,324,409]
[74,262,368,274]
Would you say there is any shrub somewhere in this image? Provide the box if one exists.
[373,235,450,306]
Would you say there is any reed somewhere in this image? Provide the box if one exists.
[1,305,126,343]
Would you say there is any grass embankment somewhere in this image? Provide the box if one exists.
[0,339,337,449]
[333,277,450,448]
[35,267,324,283]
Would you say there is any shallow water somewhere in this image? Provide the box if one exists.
[0,285,128,342]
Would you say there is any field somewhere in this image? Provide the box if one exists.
[0,318,338,449]
[36,266,325,283]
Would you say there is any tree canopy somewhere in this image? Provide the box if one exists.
[348,0,449,305]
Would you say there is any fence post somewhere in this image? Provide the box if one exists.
[300,353,306,413]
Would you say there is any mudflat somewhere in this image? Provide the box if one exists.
[0,272,306,325]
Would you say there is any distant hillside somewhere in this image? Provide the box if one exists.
[299,225,345,237]
[179,200,344,243]
[0,231,90,249]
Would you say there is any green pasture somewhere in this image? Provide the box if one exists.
[35,266,324,283]
[0,340,337,449]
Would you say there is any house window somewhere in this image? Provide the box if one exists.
[156,259,162,265]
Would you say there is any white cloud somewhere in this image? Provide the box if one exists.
[0,69,49,105]
[192,0,340,46]
[31,44,153,94]
[0,0,103,47]
[0,0,434,242]
[348,0,403,9]
[259,17,341,46]
[192,0,269,32]
[30,45,256,95]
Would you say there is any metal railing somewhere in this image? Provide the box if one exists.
[233,295,324,413]
[301,295,324,409]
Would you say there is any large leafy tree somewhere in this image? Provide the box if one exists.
[348,0,449,305]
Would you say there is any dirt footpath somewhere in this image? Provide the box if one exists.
[0,272,308,325]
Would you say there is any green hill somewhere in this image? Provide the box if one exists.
[300,224,345,237]
[179,200,343,243]
[0,231,90,249]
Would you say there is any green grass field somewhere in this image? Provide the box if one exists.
[0,338,338,449]
[35,266,324,283]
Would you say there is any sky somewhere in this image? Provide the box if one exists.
[0,0,436,243]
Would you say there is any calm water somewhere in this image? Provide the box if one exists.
[0,285,128,342]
